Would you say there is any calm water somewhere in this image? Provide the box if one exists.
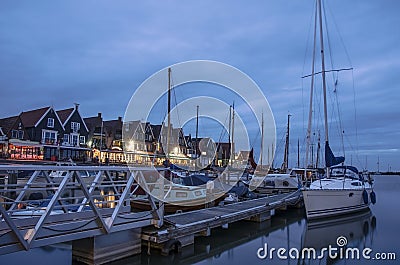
[2,175,399,265]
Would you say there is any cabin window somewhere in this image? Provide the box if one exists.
[47,118,54,128]
[79,136,86,144]
[176,192,188,198]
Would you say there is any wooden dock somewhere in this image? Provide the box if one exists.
[141,190,303,255]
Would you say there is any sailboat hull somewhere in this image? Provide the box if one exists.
[302,187,371,219]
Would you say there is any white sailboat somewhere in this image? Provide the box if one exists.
[301,0,376,219]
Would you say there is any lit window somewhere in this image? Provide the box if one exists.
[47,118,54,128]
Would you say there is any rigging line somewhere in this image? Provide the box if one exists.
[302,0,318,136]
[323,0,345,156]
[170,74,182,130]
[325,0,353,67]
[322,0,345,157]
[351,69,360,160]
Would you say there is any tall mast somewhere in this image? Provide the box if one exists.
[305,1,318,169]
[317,0,330,177]
[230,102,235,167]
[260,112,264,169]
[283,113,291,172]
[297,138,300,168]
[195,105,199,158]
[228,105,232,166]
[166,67,171,161]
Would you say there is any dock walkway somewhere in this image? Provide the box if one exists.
[142,190,303,254]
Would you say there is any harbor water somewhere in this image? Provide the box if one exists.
[2,174,399,265]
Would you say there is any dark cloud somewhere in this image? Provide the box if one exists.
[0,0,398,170]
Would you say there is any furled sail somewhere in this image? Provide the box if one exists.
[325,142,345,167]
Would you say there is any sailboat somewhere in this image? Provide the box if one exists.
[131,68,226,213]
[301,0,376,219]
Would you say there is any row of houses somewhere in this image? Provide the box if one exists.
[0,104,233,166]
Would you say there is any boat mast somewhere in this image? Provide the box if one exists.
[260,112,264,170]
[230,102,235,167]
[166,67,171,162]
[305,1,318,170]
[195,105,199,158]
[317,0,330,178]
[228,105,232,166]
[283,113,291,172]
[297,138,300,168]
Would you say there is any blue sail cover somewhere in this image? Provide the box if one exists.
[325,142,345,167]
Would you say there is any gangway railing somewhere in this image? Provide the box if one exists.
[0,165,164,255]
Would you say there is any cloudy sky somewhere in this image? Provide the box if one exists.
[1,0,399,171]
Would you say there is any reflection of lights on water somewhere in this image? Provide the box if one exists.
[97,190,116,208]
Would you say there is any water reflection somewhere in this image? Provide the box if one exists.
[300,210,376,265]
[137,209,305,265]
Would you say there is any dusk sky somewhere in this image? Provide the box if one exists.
[1,1,399,171]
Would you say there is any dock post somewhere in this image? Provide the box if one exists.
[72,228,142,265]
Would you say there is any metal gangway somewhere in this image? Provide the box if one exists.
[0,165,164,255]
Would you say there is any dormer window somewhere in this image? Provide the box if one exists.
[47,118,54,128]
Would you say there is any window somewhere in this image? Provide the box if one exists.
[47,118,54,128]
[71,122,80,132]
[11,130,18,138]
[71,134,78,146]
[63,134,69,144]
[42,130,57,144]
[79,136,85,144]
[10,129,23,139]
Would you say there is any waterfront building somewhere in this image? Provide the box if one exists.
[56,103,90,161]
[0,104,89,161]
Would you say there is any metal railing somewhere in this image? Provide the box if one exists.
[0,165,164,255]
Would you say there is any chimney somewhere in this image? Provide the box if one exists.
[74,103,79,110]
[98,112,102,118]
[118,117,122,122]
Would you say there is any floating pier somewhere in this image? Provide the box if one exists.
[142,191,303,255]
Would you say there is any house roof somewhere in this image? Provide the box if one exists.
[57,106,89,132]
[57,108,74,124]
[84,116,102,130]
[150,124,162,140]
[0,116,19,134]
[19,106,50,128]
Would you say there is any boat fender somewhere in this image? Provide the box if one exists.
[161,239,182,256]
[370,191,376,204]
[362,190,368,204]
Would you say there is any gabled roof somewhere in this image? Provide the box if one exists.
[0,116,19,134]
[19,106,65,130]
[20,106,50,128]
[57,108,74,124]
[57,106,89,132]
[84,115,102,130]
[150,124,162,140]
